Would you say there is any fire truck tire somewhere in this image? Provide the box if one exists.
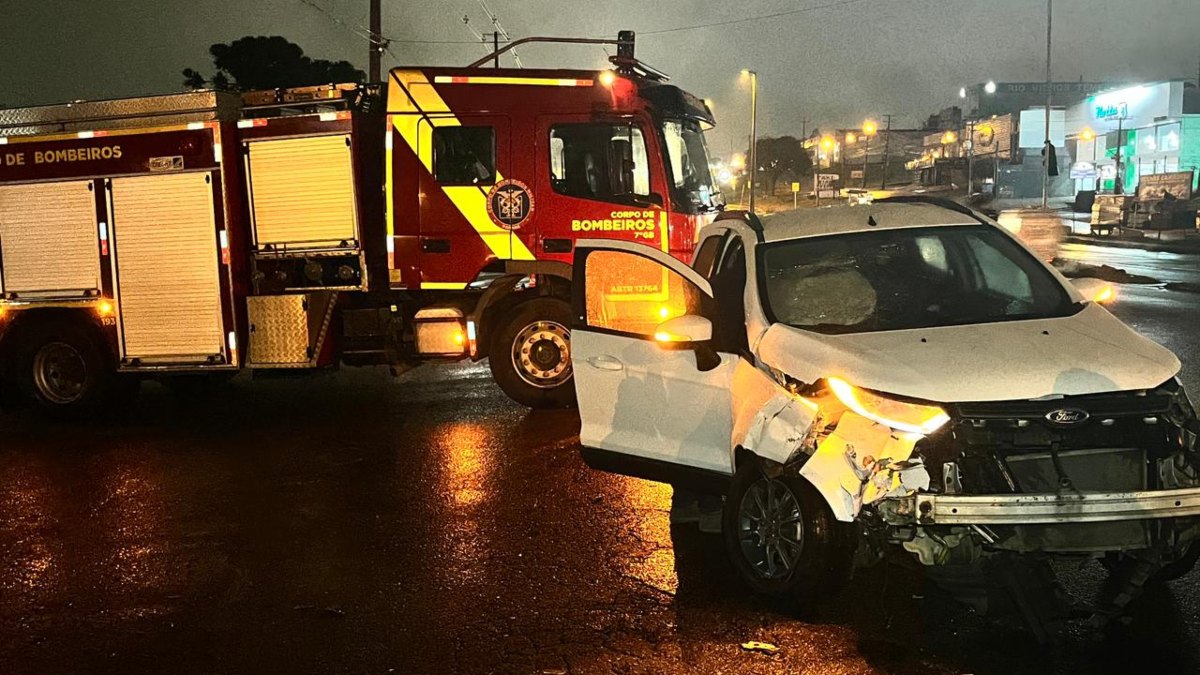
[488,297,577,409]
[16,321,122,416]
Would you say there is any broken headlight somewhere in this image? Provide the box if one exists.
[827,377,951,436]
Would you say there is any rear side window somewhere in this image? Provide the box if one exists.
[433,126,495,185]
[584,249,701,337]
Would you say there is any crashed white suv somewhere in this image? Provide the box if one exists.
[571,198,1200,627]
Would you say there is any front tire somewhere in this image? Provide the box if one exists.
[488,297,576,409]
[722,455,852,601]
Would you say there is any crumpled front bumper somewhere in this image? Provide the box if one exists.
[883,486,1200,525]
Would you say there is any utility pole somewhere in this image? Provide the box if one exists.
[368,0,382,82]
[800,118,809,140]
[485,32,500,67]
[1042,0,1053,208]
[880,113,893,189]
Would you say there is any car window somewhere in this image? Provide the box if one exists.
[760,225,1076,334]
[966,233,1033,300]
[584,249,702,337]
[550,123,650,203]
[711,237,749,353]
[432,126,495,185]
[692,234,725,279]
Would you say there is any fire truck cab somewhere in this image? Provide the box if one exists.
[0,31,722,414]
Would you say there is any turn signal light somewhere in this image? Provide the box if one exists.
[1093,285,1115,304]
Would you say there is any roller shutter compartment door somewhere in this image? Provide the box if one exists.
[0,180,100,298]
[247,135,358,249]
[110,173,224,362]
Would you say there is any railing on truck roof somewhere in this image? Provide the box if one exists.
[0,91,238,137]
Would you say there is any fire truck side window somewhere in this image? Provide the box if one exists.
[549,124,650,203]
[432,126,496,185]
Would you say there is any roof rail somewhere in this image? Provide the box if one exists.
[875,195,988,222]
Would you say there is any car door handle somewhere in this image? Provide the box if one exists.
[586,355,624,371]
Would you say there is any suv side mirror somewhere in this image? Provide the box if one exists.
[654,315,720,372]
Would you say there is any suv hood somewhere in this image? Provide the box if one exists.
[756,303,1180,403]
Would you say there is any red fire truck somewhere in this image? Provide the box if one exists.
[0,33,723,414]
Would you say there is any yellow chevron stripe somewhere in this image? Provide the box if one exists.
[387,70,534,265]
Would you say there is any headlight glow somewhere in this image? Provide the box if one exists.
[827,376,950,435]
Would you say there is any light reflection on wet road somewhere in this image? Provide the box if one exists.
[0,279,1198,674]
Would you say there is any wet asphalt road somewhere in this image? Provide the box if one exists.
[2,246,1200,675]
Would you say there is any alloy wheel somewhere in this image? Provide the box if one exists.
[736,475,805,580]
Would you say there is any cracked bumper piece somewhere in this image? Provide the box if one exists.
[884,486,1200,525]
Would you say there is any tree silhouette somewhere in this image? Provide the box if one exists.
[183,36,364,91]
[748,136,813,195]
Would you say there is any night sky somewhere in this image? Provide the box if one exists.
[4,0,1199,152]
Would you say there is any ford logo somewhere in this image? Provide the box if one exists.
[1045,408,1090,426]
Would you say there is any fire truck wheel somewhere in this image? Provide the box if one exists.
[489,297,577,409]
[17,322,118,416]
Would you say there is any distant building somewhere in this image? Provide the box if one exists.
[1062,81,1200,195]
[963,81,1119,119]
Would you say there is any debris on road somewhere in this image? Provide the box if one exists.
[1053,259,1159,284]
[740,641,780,655]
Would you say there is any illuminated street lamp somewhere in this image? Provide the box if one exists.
[820,134,835,169]
[741,69,758,212]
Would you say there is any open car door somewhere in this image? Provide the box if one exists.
[572,239,738,491]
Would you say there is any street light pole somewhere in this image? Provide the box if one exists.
[1042,0,1053,208]
[966,120,975,195]
[743,70,759,213]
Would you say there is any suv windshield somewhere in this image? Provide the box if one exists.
[661,119,722,213]
[761,225,1078,334]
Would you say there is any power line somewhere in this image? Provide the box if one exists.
[642,0,874,36]
[300,1,495,45]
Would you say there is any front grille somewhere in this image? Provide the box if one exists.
[919,389,1178,495]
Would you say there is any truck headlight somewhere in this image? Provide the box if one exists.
[827,377,950,435]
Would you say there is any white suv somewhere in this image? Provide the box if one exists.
[571,198,1200,625]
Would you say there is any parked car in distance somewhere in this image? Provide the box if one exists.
[571,197,1199,634]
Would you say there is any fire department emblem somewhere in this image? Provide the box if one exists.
[486,179,534,231]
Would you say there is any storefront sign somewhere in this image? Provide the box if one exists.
[815,173,838,199]
[1069,162,1097,180]
[1136,171,1194,202]
[1095,102,1128,120]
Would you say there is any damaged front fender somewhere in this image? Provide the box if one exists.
[731,363,933,523]
[798,412,931,521]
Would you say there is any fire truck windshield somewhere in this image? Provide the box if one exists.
[661,120,723,214]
